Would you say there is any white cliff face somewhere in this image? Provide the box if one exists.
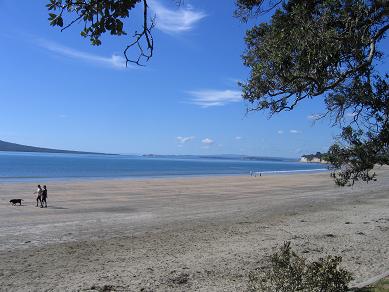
[300,157,328,164]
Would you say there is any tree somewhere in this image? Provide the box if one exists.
[236,0,389,186]
[47,0,155,66]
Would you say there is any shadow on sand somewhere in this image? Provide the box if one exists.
[46,206,68,210]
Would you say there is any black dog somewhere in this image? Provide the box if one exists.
[9,199,23,206]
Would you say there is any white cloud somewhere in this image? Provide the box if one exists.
[202,138,214,145]
[290,130,302,134]
[277,130,284,134]
[37,39,127,69]
[307,114,322,121]
[235,136,242,140]
[346,112,357,117]
[187,89,242,107]
[150,0,206,34]
[176,136,194,144]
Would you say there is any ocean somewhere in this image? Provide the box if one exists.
[0,152,327,181]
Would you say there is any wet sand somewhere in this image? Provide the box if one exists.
[0,169,388,291]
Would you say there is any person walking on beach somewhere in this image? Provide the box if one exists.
[41,185,48,208]
[33,185,43,207]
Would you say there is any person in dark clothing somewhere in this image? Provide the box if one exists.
[41,185,48,208]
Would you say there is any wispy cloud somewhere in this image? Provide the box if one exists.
[202,138,214,145]
[277,130,284,134]
[307,114,322,121]
[176,136,194,144]
[235,136,242,140]
[187,89,242,107]
[290,129,302,134]
[37,39,127,69]
[346,112,357,118]
[150,0,206,34]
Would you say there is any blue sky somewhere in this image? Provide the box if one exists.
[1,0,384,157]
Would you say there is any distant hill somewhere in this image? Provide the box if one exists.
[0,140,111,155]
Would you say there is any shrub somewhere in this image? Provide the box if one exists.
[248,242,353,292]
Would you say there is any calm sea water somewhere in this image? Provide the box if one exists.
[0,152,327,181]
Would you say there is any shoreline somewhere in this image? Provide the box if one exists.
[0,151,326,184]
[0,167,328,184]
[1,169,388,291]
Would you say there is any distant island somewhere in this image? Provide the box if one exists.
[0,140,112,155]
[300,152,328,164]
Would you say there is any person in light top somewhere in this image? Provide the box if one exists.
[33,185,43,207]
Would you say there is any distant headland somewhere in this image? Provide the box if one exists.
[0,140,113,155]
[300,152,328,164]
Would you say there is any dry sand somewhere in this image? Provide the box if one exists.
[0,169,388,291]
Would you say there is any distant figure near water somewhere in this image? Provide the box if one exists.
[33,185,43,207]
[250,172,262,177]
[41,185,48,208]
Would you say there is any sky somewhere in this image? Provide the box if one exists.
[0,1,386,158]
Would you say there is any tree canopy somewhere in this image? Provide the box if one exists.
[236,0,389,185]
[47,0,154,66]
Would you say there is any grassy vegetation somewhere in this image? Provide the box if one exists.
[356,277,389,292]
[248,242,352,292]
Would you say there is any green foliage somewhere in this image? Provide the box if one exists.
[327,77,389,185]
[237,0,389,185]
[366,277,389,292]
[248,242,353,292]
[47,0,139,42]
[47,0,153,65]
[354,277,389,291]
[304,256,353,292]
[235,0,283,22]
[249,241,305,292]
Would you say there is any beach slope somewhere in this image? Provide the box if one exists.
[0,169,388,291]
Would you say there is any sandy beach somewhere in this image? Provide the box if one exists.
[0,169,388,291]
